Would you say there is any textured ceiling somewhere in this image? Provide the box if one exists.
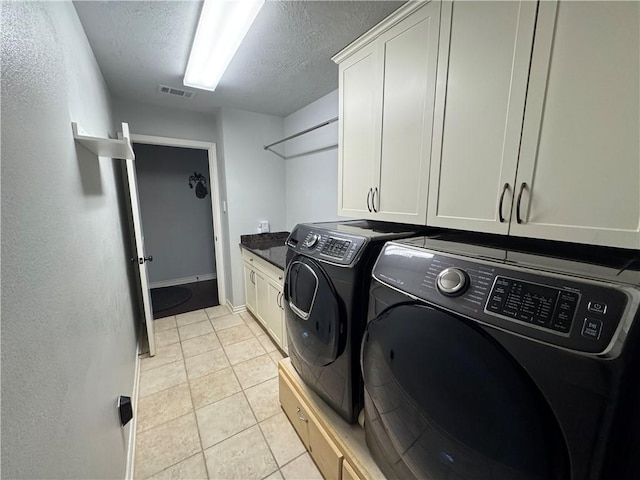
[73,1,405,117]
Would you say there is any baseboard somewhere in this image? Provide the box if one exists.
[149,273,216,289]
[125,341,142,480]
[225,299,247,315]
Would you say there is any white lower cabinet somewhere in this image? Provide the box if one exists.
[243,262,257,314]
[242,248,287,352]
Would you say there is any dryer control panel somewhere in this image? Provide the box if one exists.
[286,225,367,266]
[372,241,635,355]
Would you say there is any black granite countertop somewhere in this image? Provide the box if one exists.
[240,232,289,270]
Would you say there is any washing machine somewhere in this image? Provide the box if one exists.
[361,234,640,479]
[283,220,431,423]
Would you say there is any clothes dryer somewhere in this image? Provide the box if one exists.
[362,234,640,479]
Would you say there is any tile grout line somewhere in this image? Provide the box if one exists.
[141,309,286,479]
[138,312,211,478]
[212,327,284,478]
[142,309,218,478]
[177,313,214,479]
[219,332,282,479]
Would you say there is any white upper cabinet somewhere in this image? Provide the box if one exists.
[337,43,381,217]
[335,1,441,224]
[427,0,537,234]
[510,0,640,249]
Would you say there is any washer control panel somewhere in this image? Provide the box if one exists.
[287,225,367,266]
[486,276,580,334]
[372,242,632,354]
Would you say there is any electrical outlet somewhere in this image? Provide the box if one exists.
[258,220,270,233]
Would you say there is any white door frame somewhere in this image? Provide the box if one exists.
[129,133,227,307]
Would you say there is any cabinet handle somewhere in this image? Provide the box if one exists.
[498,183,510,223]
[249,258,253,262]
[296,407,308,423]
[277,292,281,308]
[372,187,378,213]
[250,270,255,285]
[366,188,372,212]
[516,182,527,224]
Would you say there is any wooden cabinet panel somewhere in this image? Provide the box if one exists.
[428,0,536,234]
[308,418,343,480]
[279,374,310,448]
[243,262,257,314]
[266,278,284,347]
[511,0,640,249]
[242,248,286,350]
[336,1,439,224]
[375,0,440,223]
[254,269,268,324]
[342,460,362,480]
[338,43,380,218]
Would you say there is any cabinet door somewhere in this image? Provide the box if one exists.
[427,0,537,234]
[243,262,257,314]
[266,279,284,348]
[374,0,441,224]
[511,1,640,249]
[308,417,343,480]
[342,460,362,480]
[337,43,381,218]
[279,373,310,448]
[254,269,268,325]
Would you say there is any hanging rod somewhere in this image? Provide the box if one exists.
[264,116,339,157]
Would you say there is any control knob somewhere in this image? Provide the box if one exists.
[436,268,469,297]
[305,234,321,248]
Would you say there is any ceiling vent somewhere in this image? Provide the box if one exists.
[158,85,195,99]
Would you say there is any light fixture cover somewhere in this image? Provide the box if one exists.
[184,0,265,92]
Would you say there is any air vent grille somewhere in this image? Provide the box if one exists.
[158,85,195,98]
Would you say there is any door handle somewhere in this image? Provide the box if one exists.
[366,188,372,212]
[498,183,510,223]
[296,407,308,423]
[516,182,527,224]
[372,187,378,213]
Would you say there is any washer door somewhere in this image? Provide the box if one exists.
[284,256,341,366]
[362,303,569,480]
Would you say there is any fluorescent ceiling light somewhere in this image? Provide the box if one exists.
[184,0,265,92]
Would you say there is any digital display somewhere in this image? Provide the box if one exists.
[486,276,579,332]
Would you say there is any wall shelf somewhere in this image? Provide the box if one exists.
[72,122,135,160]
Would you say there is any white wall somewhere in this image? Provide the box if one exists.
[1,2,138,478]
[135,144,217,285]
[284,89,346,229]
[216,108,286,307]
[112,97,218,143]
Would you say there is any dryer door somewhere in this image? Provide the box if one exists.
[361,303,569,480]
[284,256,341,366]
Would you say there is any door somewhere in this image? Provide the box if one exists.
[124,158,156,356]
[266,278,284,347]
[284,256,342,366]
[374,0,440,224]
[361,303,569,480]
[511,0,640,249]
[243,262,257,314]
[255,269,268,324]
[427,0,537,234]
[337,42,381,219]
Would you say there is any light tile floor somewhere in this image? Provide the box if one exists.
[135,307,323,480]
